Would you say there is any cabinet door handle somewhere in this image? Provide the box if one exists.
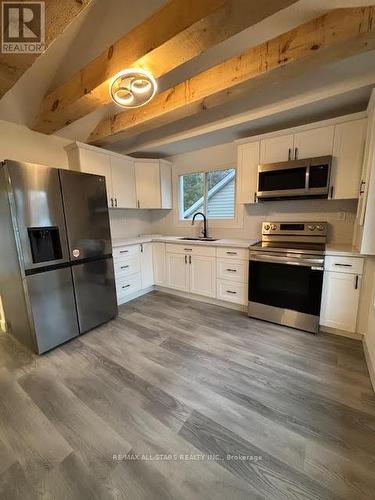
[185,255,187,264]
[334,263,352,267]
[330,186,334,199]
[184,248,192,252]
[226,251,237,255]
[359,180,366,195]
[354,275,359,290]
[226,269,237,272]
[226,290,237,294]
[140,244,143,253]
[122,284,131,289]
[137,200,140,208]
[115,198,118,207]
[294,147,298,160]
[119,250,129,254]
[253,192,257,203]
[189,255,191,264]
[288,148,291,161]
[110,198,114,207]
[120,265,129,269]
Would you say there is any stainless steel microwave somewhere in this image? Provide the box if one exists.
[256,156,332,201]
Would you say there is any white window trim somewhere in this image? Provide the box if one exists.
[173,163,244,229]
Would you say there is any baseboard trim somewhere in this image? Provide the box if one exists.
[117,286,155,305]
[363,337,375,393]
[155,286,247,312]
[319,325,363,340]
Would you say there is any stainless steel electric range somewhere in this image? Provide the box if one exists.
[248,221,328,333]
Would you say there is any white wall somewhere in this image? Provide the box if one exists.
[150,141,358,244]
[109,209,153,240]
[0,119,70,168]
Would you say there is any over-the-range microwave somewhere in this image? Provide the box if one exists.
[256,155,332,201]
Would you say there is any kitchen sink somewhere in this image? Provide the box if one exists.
[179,237,218,241]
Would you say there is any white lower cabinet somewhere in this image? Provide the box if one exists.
[189,255,216,298]
[165,245,217,299]
[114,243,155,305]
[166,253,190,292]
[320,256,363,333]
[152,242,166,285]
[140,243,154,289]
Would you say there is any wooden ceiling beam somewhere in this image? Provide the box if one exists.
[89,7,375,147]
[0,0,94,100]
[32,0,299,134]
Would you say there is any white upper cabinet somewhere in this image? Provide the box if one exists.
[293,125,334,159]
[260,134,294,163]
[69,146,113,206]
[331,119,367,200]
[65,142,172,210]
[110,155,137,208]
[237,142,260,204]
[135,159,172,209]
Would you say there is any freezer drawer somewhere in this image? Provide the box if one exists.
[26,267,79,354]
[72,257,118,333]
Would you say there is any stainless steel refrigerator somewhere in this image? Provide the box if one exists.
[0,160,118,354]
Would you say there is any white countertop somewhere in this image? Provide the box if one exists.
[324,244,363,257]
[112,235,366,256]
[112,235,257,249]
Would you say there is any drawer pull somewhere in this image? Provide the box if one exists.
[184,248,193,251]
[226,251,237,255]
[226,290,237,294]
[334,263,352,267]
[226,269,237,272]
[119,250,129,254]
[120,265,129,269]
[122,284,131,289]
[355,275,359,290]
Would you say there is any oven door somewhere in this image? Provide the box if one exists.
[248,253,324,328]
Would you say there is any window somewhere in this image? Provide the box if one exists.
[179,168,236,220]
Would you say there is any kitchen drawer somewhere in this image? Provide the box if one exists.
[116,273,142,300]
[217,247,248,261]
[325,255,364,274]
[166,243,215,257]
[217,259,248,283]
[216,279,248,305]
[113,244,140,260]
[114,255,140,278]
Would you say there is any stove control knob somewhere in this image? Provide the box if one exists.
[308,224,316,231]
[270,224,277,230]
[264,224,270,231]
[316,224,324,231]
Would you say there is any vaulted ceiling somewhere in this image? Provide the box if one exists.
[1,0,375,157]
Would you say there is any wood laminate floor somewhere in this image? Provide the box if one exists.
[1,291,375,499]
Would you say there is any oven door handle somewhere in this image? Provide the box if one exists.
[249,253,324,269]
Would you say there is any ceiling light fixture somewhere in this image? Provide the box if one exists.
[109,68,157,108]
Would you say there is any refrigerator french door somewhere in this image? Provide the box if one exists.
[4,162,79,353]
[59,170,117,333]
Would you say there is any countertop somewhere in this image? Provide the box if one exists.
[112,235,365,257]
[112,235,258,249]
[324,244,363,257]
